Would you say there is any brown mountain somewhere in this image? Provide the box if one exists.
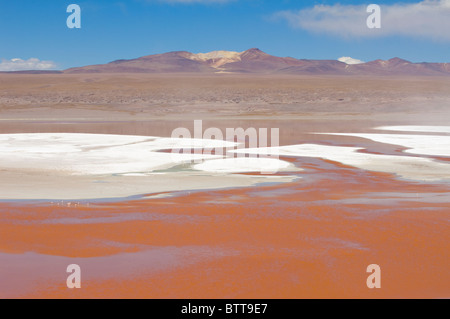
[64,49,450,76]
[65,51,215,74]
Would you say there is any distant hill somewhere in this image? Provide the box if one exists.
[0,70,63,74]
[64,48,450,76]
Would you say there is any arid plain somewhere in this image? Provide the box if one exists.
[0,73,449,298]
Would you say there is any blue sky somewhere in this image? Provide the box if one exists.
[0,0,449,70]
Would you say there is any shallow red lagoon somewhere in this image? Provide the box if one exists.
[1,153,449,298]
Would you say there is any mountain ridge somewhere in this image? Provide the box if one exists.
[36,48,450,76]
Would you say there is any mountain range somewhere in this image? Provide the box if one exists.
[14,49,450,76]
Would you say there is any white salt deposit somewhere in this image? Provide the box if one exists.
[318,133,450,157]
[0,133,236,175]
[232,144,450,181]
[0,133,296,200]
[1,129,449,200]
[193,157,296,174]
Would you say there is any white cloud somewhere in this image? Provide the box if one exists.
[0,58,58,72]
[338,57,365,65]
[275,0,450,41]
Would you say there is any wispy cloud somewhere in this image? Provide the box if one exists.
[0,58,58,72]
[275,0,450,41]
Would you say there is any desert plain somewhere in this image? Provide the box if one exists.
[0,73,449,298]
